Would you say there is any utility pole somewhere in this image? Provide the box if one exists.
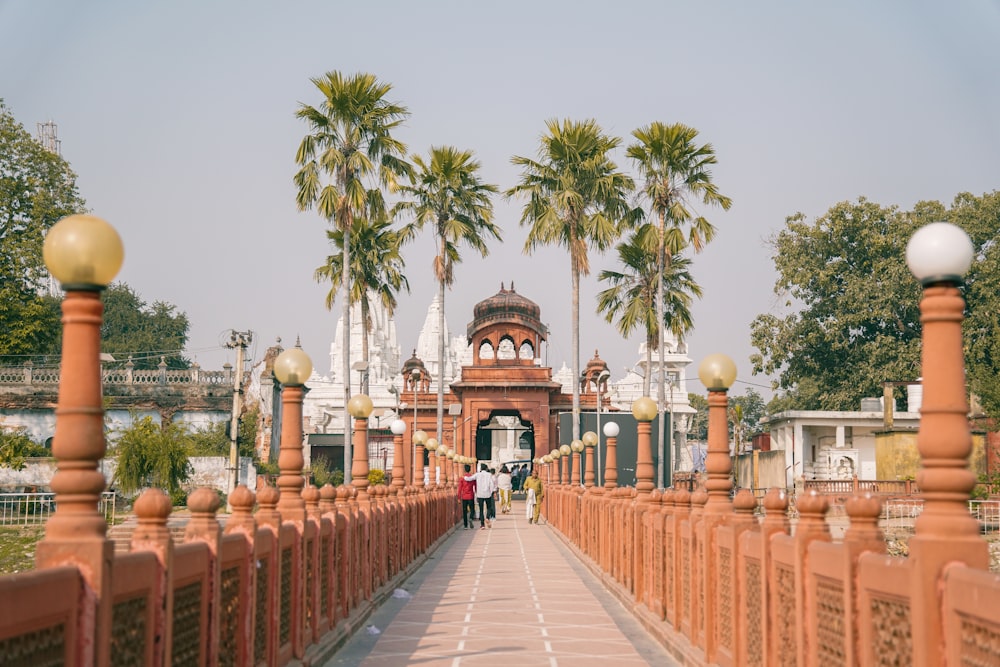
[225,330,253,499]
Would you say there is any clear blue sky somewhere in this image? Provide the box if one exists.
[2,1,998,398]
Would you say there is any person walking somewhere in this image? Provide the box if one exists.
[469,463,495,529]
[457,464,477,529]
[523,468,544,524]
[497,465,513,514]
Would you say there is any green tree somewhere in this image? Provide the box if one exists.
[111,416,193,496]
[101,283,190,369]
[395,146,500,441]
[750,194,1000,414]
[294,71,411,481]
[750,198,922,410]
[627,122,732,482]
[0,100,87,363]
[729,388,767,447]
[313,214,409,394]
[597,226,702,396]
[187,421,229,456]
[508,119,636,442]
[687,393,709,441]
[0,426,48,470]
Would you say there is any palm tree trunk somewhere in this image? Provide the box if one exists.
[342,222,353,483]
[656,216,666,488]
[571,260,581,444]
[361,297,370,395]
[437,234,446,445]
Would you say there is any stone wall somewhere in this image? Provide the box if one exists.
[0,456,256,495]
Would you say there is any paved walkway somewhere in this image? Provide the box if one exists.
[325,500,678,666]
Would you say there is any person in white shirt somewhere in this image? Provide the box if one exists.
[497,466,513,514]
[466,463,495,529]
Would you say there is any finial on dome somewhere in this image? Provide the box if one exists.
[511,281,516,291]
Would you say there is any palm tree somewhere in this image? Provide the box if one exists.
[597,226,702,398]
[314,214,410,394]
[627,122,732,483]
[508,118,637,443]
[395,146,500,442]
[294,71,411,482]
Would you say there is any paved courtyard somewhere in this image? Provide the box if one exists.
[325,500,678,666]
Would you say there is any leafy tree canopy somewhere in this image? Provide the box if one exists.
[101,283,190,369]
[751,192,1000,415]
[111,416,193,495]
[0,100,86,362]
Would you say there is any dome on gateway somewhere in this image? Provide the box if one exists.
[468,282,546,338]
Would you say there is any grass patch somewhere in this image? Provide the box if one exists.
[0,526,46,575]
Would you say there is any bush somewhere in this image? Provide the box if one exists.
[0,428,49,471]
[111,415,192,495]
[368,469,386,486]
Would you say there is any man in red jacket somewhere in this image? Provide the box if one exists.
[457,464,477,529]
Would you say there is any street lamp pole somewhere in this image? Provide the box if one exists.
[35,214,124,665]
[596,369,610,487]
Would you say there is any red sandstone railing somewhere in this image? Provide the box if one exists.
[543,481,1000,666]
[0,481,458,665]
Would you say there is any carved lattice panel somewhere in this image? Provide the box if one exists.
[218,566,241,667]
[682,535,691,624]
[870,596,911,666]
[111,595,147,666]
[746,559,764,667]
[321,539,330,617]
[254,559,269,664]
[279,548,292,646]
[0,623,64,667]
[718,546,733,652]
[305,538,314,631]
[172,580,203,666]
[665,531,674,611]
[959,616,1000,667]
[775,564,797,667]
[815,576,846,665]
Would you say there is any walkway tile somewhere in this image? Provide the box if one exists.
[325,502,679,666]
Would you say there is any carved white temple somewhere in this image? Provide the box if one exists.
[301,289,698,467]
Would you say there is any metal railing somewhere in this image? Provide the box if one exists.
[881,498,1000,536]
[0,491,117,526]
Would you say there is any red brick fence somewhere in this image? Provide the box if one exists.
[0,481,457,665]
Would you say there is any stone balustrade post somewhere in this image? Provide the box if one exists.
[183,487,223,667]
[130,488,175,667]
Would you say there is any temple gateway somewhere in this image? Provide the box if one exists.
[297,283,697,484]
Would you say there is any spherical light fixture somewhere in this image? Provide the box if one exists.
[273,348,313,386]
[632,396,658,422]
[559,443,572,456]
[571,439,584,453]
[551,449,561,460]
[43,214,124,288]
[582,431,598,448]
[346,393,374,418]
[390,419,407,436]
[413,430,428,446]
[436,443,448,456]
[698,353,737,392]
[542,455,552,464]
[906,222,975,286]
[603,421,620,438]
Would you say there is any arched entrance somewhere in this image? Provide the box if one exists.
[474,410,535,465]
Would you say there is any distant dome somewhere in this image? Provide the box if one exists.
[467,282,546,340]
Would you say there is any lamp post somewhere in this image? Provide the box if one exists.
[348,393,374,500]
[411,368,421,485]
[436,443,449,485]
[559,444,572,485]
[698,353,737,512]
[550,450,561,485]
[390,419,407,491]
[542,455,553,484]
[273,347,314,522]
[603,421,619,490]
[570,439,584,486]
[413,429,427,488]
[905,222,988,666]
[632,396,657,496]
[426,437,439,486]
[696,352,736,662]
[35,214,124,664]
[582,431,597,488]
[596,369,610,486]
